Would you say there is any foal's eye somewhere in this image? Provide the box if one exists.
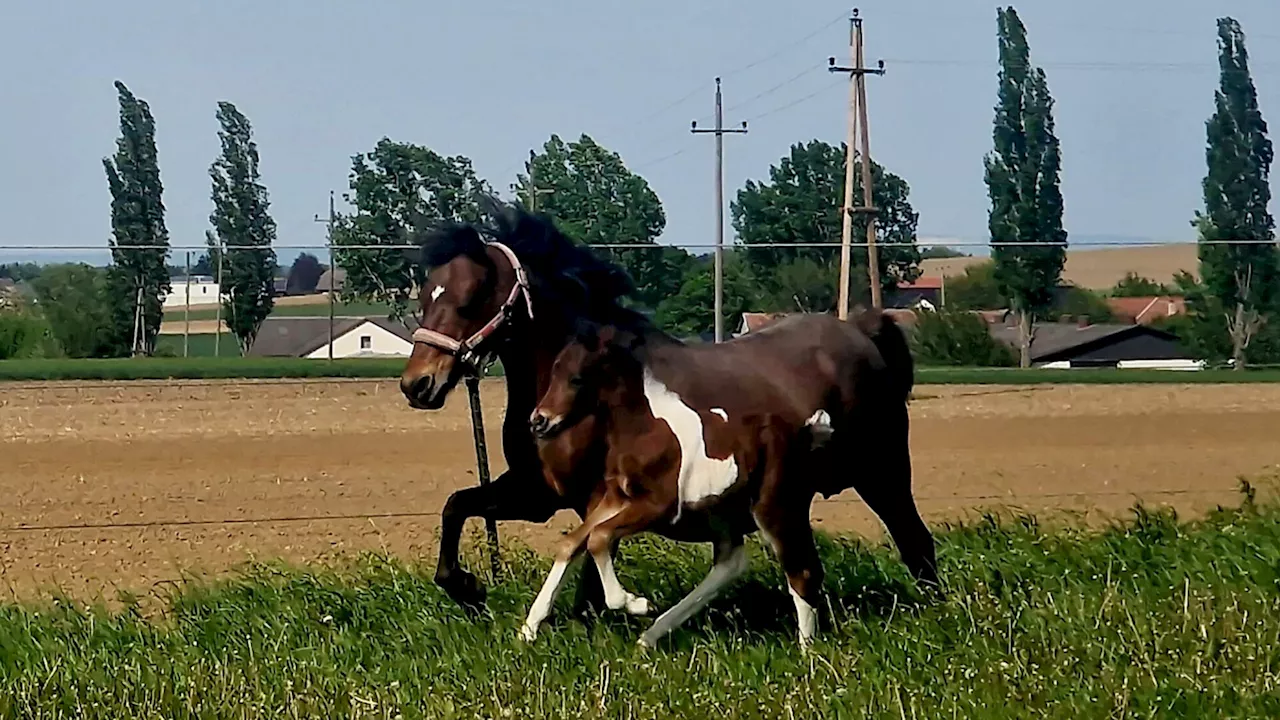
[568,375,584,388]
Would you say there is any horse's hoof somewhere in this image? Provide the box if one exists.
[436,568,488,613]
[625,595,652,616]
[636,633,657,650]
[518,624,538,643]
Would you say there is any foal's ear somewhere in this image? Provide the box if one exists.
[572,318,602,351]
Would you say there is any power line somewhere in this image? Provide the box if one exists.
[744,77,845,123]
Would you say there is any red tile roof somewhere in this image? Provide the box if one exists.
[1105,296,1186,325]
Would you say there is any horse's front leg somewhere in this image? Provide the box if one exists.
[435,467,563,611]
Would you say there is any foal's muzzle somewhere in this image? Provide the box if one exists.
[528,411,561,439]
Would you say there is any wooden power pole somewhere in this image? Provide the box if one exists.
[692,77,747,343]
[829,8,886,314]
[519,150,554,212]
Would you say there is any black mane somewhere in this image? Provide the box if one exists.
[416,195,662,338]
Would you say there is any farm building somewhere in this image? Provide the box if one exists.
[162,276,222,308]
[1105,295,1186,325]
[885,276,943,309]
[248,316,414,358]
[989,320,1199,369]
[316,268,346,294]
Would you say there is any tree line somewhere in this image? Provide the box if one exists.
[3,7,1278,369]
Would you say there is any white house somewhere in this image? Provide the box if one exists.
[163,276,223,308]
[248,316,414,358]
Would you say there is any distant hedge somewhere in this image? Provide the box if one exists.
[0,357,506,382]
[1,357,1277,384]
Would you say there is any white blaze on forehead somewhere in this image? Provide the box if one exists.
[429,285,445,302]
[710,408,728,421]
[642,369,738,515]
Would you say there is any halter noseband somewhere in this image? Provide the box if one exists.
[410,241,533,372]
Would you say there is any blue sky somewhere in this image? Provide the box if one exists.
[2,0,1278,265]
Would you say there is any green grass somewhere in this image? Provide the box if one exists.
[1,486,1278,718]
[916,366,1280,384]
[0,356,505,381]
[162,300,392,323]
[154,334,243,358]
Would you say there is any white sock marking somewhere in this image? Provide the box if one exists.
[805,409,834,445]
[638,544,749,648]
[592,550,651,615]
[642,369,739,519]
[710,408,728,421]
[429,285,445,302]
[789,584,818,649]
[520,559,572,642]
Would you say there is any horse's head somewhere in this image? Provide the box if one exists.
[530,322,641,439]
[399,224,529,410]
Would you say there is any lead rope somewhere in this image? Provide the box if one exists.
[464,357,502,580]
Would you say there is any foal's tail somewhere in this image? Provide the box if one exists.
[851,307,915,402]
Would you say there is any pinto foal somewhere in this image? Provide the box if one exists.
[520,325,834,649]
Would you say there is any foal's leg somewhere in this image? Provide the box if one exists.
[753,504,824,650]
[637,534,748,649]
[581,503,672,617]
[519,503,619,642]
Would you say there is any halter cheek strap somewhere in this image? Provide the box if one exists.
[410,241,533,368]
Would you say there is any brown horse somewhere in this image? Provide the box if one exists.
[398,199,936,616]
[522,322,837,648]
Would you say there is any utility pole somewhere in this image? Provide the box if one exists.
[518,150,553,212]
[829,8,886,315]
[183,252,191,357]
[312,191,337,361]
[691,77,747,343]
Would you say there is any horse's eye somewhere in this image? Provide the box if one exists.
[568,375,584,388]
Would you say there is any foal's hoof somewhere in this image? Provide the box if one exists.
[436,568,488,613]
[518,624,539,643]
[625,595,652,616]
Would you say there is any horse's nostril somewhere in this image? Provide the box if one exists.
[530,414,549,434]
[405,375,434,402]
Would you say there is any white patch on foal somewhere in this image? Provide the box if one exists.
[429,285,445,302]
[642,369,739,519]
[710,408,728,421]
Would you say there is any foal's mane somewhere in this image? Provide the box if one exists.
[416,196,667,339]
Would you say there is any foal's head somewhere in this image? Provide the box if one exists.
[529,324,643,439]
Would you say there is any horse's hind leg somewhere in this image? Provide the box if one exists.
[637,534,748,649]
[853,403,939,588]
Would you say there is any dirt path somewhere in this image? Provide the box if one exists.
[2,380,1278,600]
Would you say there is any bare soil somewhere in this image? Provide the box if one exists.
[2,379,1277,601]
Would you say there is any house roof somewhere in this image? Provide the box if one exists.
[316,268,346,292]
[1105,295,1186,325]
[247,316,412,357]
[900,276,944,290]
[739,312,788,333]
[989,322,1180,363]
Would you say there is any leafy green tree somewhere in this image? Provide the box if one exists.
[921,246,969,260]
[909,308,1016,367]
[333,139,490,323]
[985,8,1067,367]
[1193,17,1280,369]
[1050,286,1114,323]
[944,262,1006,311]
[731,139,921,304]
[1111,272,1172,298]
[103,80,170,356]
[517,134,678,308]
[0,263,42,282]
[655,252,762,338]
[286,253,325,294]
[0,307,59,359]
[206,101,278,355]
[30,264,117,358]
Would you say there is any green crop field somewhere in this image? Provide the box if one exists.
[1,485,1276,718]
[154,333,243,358]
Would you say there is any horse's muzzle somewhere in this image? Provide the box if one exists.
[528,411,561,439]
[402,374,447,410]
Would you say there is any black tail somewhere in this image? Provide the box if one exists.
[852,307,915,401]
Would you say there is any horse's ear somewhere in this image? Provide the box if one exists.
[573,318,601,351]
[596,324,619,349]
